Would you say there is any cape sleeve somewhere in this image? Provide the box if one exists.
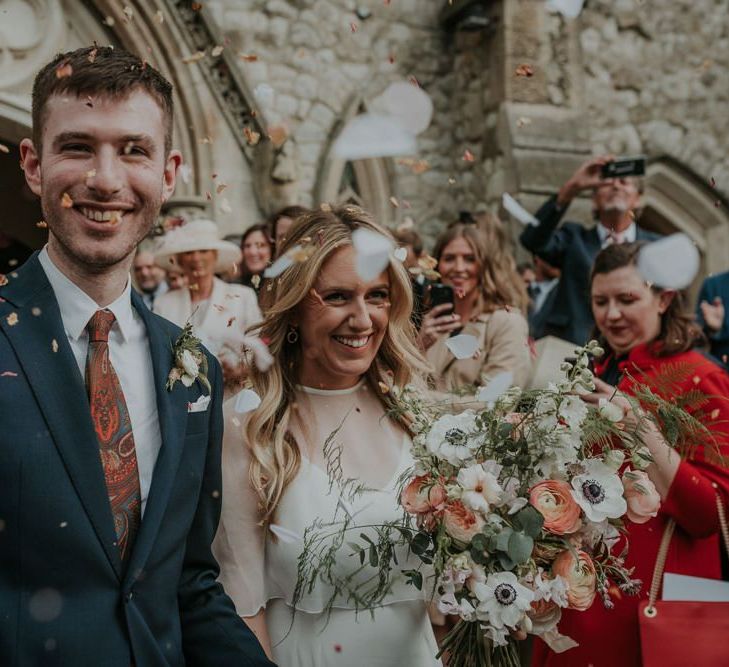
[212,401,269,617]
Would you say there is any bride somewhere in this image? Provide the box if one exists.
[213,205,441,665]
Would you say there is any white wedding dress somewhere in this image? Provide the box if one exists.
[214,380,441,666]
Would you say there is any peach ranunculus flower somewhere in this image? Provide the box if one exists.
[401,475,447,515]
[442,500,485,545]
[552,550,597,611]
[529,480,582,535]
[622,468,661,524]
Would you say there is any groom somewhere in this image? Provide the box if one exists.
[0,46,273,666]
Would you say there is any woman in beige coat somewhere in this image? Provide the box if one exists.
[418,216,532,392]
[154,219,263,394]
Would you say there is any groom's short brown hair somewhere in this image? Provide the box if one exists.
[31,45,174,156]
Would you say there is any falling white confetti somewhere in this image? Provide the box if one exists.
[28,588,63,622]
[253,83,275,107]
[545,0,586,19]
[178,163,193,184]
[476,371,514,405]
[369,81,434,135]
[393,246,408,262]
[502,193,539,226]
[233,389,261,414]
[263,252,296,278]
[333,113,417,161]
[445,334,480,360]
[351,228,394,281]
[269,523,302,543]
[636,233,699,290]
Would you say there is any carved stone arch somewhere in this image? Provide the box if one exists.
[315,95,397,226]
[641,158,729,288]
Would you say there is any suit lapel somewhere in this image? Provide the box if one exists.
[125,294,188,583]
[0,256,122,579]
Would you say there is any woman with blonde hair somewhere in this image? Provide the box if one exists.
[418,213,532,392]
[213,205,441,666]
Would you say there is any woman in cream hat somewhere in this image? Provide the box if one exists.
[154,218,263,394]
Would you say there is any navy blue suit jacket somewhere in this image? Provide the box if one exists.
[0,255,273,667]
[520,195,661,345]
[697,270,729,368]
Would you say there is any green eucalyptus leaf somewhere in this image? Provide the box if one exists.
[495,526,513,552]
[513,505,544,538]
[507,531,534,565]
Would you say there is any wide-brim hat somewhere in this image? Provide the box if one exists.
[154,219,242,273]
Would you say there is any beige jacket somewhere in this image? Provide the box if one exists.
[153,277,262,360]
[426,308,532,392]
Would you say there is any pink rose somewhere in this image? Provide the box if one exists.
[552,550,596,611]
[530,480,582,535]
[401,475,447,515]
[528,599,561,634]
[442,501,485,544]
[622,468,661,524]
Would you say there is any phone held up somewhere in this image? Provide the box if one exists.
[601,156,646,179]
[429,283,455,311]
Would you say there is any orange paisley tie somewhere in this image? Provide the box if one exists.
[85,309,141,563]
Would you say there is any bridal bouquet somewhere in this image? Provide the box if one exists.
[296,342,698,667]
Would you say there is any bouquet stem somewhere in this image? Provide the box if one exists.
[436,620,521,667]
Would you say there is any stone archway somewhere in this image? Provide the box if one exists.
[641,158,729,290]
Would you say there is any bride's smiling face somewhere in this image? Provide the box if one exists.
[294,245,391,390]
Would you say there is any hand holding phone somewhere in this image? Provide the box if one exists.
[429,283,455,310]
[601,156,645,179]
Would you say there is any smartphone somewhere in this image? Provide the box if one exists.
[601,156,645,179]
[429,283,455,310]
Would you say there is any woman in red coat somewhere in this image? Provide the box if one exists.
[533,242,729,666]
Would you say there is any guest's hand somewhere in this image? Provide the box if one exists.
[557,154,615,206]
[417,303,461,351]
[700,297,725,333]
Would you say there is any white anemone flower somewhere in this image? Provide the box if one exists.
[180,349,199,384]
[472,571,535,630]
[457,463,503,515]
[571,459,627,522]
[425,411,483,466]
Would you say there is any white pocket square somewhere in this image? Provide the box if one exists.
[188,395,211,413]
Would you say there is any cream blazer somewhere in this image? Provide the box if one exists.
[426,308,532,392]
[153,277,262,360]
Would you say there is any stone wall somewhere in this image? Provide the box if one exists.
[205,0,494,241]
[578,0,729,199]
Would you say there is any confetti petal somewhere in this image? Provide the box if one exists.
[233,388,261,414]
[393,247,408,262]
[61,193,74,208]
[332,113,417,161]
[545,0,586,19]
[263,252,295,278]
[445,334,480,360]
[502,193,539,226]
[351,228,394,281]
[476,371,514,404]
[269,524,302,543]
[636,233,699,290]
[369,81,433,135]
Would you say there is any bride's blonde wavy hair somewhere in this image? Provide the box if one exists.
[245,204,429,525]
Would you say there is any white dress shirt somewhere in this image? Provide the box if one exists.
[597,221,637,248]
[39,248,162,516]
[531,277,559,314]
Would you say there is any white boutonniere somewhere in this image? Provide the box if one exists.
[167,322,211,392]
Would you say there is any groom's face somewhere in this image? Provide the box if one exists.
[21,88,180,271]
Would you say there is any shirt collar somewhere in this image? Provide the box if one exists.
[596,222,637,246]
[38,246,135,342]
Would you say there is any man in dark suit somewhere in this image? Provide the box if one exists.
[0,46,273,666]
[520,155,660,345]
[697,270,729,368]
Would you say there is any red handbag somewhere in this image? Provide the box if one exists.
[638,486,729,667]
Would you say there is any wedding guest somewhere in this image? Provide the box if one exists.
[240,223,274,294]
[533,241,729,667]
[394,224,427,327]
[696,269,729,368]
[528,256,562,340]
[418,217,532,391]
[270,204,309,255]
[133,248,168,309]
[520,155,660,345]
[213,205,441,665]
[154,219,262,394]
[166,263,188,290]
[1,44,270,665]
